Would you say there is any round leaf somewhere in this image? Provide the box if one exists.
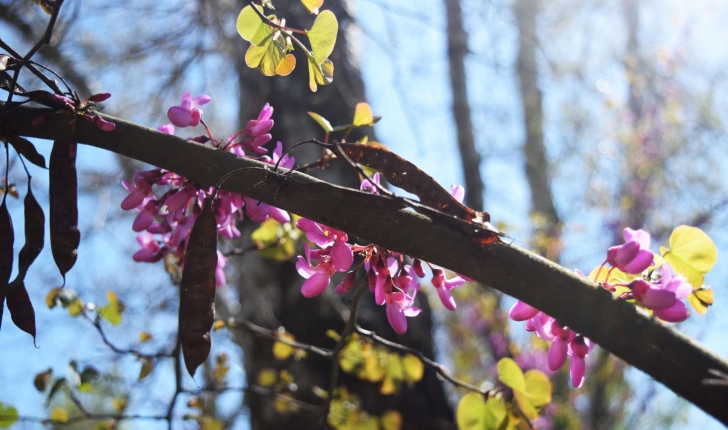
[353,102,374,126]
[0,403,18,428]
[497,357,525,393]
[301,0,324,14]
[50,407,69,423]
[523,369,552,408]
[662,225,717,288]
[237,5,273,46]
[402,353,424,384]
[276,53,296,76]
[308,10,338,64]
[456,393,507,430]
[380,410,402,430]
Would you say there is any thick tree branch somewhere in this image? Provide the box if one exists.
[4,104,728,425]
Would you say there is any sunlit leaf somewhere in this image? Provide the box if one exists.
[67,299,84,317]
[497,357,525,393]
[661,225,717,288]
[308,112,334,132]
[245,35,285,77]
[353,102,374,126]
[139,331,153,343]
[111,397,127,413]
[380,410,402,430]
[523,369,552,408]
[0,403,18,428]
[98,290,123,325]
[50,408,69,423]
[275,54,296,76]
[688,287,714,315]
[307,56,334,92]
[308,10,338,64]
[198,416,224,430]
[139,357,154,381]
[273,332,296,360]
[402,353,424,385]
[213,353,230,383]
[301,0,324,14]
[456,393,507,430]
[46,287,61,308]
[237,5,274,46]
[258,368,278,387]
[213,319,227,331]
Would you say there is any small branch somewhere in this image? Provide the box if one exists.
[355,326,492,396]
[82,313,172,359]
[231,319,333,358]
[321,280,368,428]
[245,0,308,35]
[4,0,65,105]
[248,385,322,414]
[165,341,182,430]
[0,39,63,94]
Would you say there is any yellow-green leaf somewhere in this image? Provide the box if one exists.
[237,5,273,46]
[308,112,334,132]
[308,10,338,64]
[402,353,424,385]
[523,370,552,408]
[67,299,84,317]
[50,408,69,423]
[688,287,714,315]
[497,357,525,393]
[353,102,374,126]
[111,397,127,413]
[252,218,280,243]
[308,56,334,92]
[0,403,18,428]
[199,417,224,430]
[139,331,153,343]
[139,357,154,381]
[456,393,507,430]
[245,35,285,77]
[661,225,717,288]
[46,287,61,308]
[514,391,538,420]
[258,368,278,387]
[380,410,402,430]
[273,333,296,360]
[213,319,227,331]
[98,291,123,325]
[301,0,324,14]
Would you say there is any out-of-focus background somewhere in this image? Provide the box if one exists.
[1,0,727,428]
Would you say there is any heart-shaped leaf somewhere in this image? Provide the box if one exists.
[308,10,338,64]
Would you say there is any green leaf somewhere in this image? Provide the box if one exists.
[402,353,424,385]
[237,5,274,46]
[98,290,123,325]
[353,102,374,126]
[661,225,717,288]
[50,407,69,423]
[34,369,53,392]
[307,56,334,92]
[456,393,507,430]
[0,403,18,428]
[308,112,334,132]
[497,357,525,393]
[688,287,714,315]
[252,219,298,261]
[252,218,280,243]
[245,34,286,77]
[140,357,154,381]
[380,410,402,430]
[523,370,552,408]
[308,10,338,64]
[301,0,324,14]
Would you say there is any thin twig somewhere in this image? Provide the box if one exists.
[0,39,63,94]
[4,0,66,106]
[230,319,333,358]
[320,279,369,428]
[82,312,172,359]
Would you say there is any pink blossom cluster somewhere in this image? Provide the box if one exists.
[294,176,468,334]
[32,93,116,131]
[122,93,293,286]
[510,227,693,387]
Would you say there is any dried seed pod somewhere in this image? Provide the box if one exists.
[179,198,217,377]
[0,198,14,332]
[49,141,80,283]
[13,179,45,283]
[7,281,36,340]
[7,133,46,169]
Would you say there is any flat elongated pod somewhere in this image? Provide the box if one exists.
[13,179,45,283]
[49,141,80,283]
[7,281,36,340]
[0,199,14,331]
[179,198,217,377]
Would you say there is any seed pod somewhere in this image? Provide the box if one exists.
[7,281,36,340]
[49,141,80,283]
[7,133,46,169]
[179,198,217,377]
[0,198,14,332]
[13,179,45,283]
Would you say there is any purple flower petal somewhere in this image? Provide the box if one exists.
[654,301,689,322]
[168,106,192,127]
[301,271,330,298]
[621,249,653,274]
[386,301,407,334]
[570,356,586,388]
[331,241,353,272]
[639,288,676,310]
[548,339,568,371]
[437,286,457,311]
[509,301,540,321]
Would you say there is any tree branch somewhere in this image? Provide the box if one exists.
[5,104,728,425]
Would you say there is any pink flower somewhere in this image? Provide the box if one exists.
[296,218,347,246]
[121,170,153,210]
[360,173,381,194]
[431,268,464,311]
[242,104,274,154]
[158,124,175,135]
[167,92,211,128]
[385,270,422,334]
[652,265,691,322]
[606,228,654,274]
[216,250,227,287]
[450,184,465,203]
[133,232,166,262]
[509,301,540,321]
[296,243,336,298]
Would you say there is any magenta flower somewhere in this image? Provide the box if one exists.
[121,170,153,210]
[568,336,592,388]
[296,243,337,298]
[360,172,381,194]
[132,232,166,262]
[216,250,227,287]
[652,265,691,322]
[509,301,540,321]
[296,218,348,246]
[431,268,464,311]
[158,124,175,135]
[167,92,211,128]
[385,273,422,334]
[450,184,465,203]
[606,228,654,274]
[241,104,274,154]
